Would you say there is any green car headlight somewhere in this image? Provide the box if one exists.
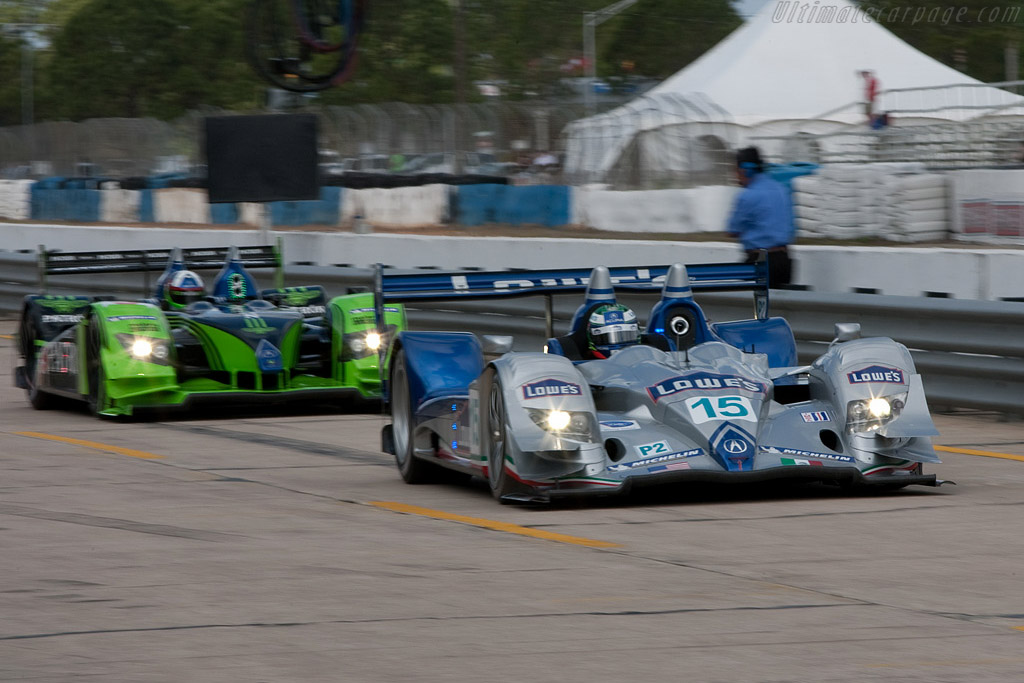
[116,334,171,365]
[846,392,906,433]
[525,408,594,441]
[343,325,395,361]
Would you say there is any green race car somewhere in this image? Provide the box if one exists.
[15,245,404,417]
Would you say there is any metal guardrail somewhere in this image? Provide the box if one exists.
[2,253,1022,414]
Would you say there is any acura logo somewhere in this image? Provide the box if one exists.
[723,439,749,455]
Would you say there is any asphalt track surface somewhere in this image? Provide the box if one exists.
[2,320,1024,682]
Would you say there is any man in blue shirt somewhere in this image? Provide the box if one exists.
[727,146,795,288]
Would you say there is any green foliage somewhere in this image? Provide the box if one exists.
[28,0,745,116]
[38,0,263,121]
[604,0,741,78]
[0,34,23,125]
[320,0,455,105]
[23,0,1013,122]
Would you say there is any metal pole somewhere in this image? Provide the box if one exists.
[584,13,596,117]
[583,0,639,117]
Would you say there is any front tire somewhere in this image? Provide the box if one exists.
[481,369,527,503]
[85,317,106,417]
[390,350,434,484]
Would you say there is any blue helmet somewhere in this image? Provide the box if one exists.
[586,303,639,357]
[164,270,205,310]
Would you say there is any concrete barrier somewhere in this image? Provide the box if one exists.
[455,184,570,227]
[342,184,448,226]
[0,180,32,220]
[100,189,142,223]
[30,185,102,222]
[153,188,211,224]
[5,222,1024,300]
[572,185,738,233]
[271,186,342,226]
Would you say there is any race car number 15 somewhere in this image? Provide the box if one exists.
[685,396,756,424]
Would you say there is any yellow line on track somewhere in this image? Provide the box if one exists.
[369,500,620,549]
[935,445,1024,462]
[1014,626,1024,632]
[0,334,14,340]
[14,431,164,460]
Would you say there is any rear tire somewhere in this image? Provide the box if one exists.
[27,379,54,410]
[390,350,435,484]
[481,368,528,503]
[20,313,54,410]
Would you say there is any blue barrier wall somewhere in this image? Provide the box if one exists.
[139,189,155,222]
[209,202,239,225]
[26,181,573,229]
[30,181,102,222]
[269,186,342,226]
[455,184,571,227]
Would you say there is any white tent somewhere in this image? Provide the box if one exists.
[563,0,1024,185]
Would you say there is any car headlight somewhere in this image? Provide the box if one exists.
[116,334,170,364]
[846,393,906,433]
[343,327,394,361]
[131,339,153,358]
[525,408,594,441]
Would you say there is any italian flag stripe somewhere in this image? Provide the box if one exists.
[781,458,822,466]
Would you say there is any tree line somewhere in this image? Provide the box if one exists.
[0,0,1018,126]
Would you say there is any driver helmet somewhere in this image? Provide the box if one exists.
[586,303,640,358]
[164,270,205,310]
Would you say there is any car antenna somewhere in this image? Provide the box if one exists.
[659,263,694,371]
[670,315,691,369]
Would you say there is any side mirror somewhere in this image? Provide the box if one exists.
[832,323,861,343]
[482,335,513,355]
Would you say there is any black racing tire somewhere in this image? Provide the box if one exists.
[27,377,55,410]
[85,316,106,417]
[20,312,54,410]
[390,350,435,484]
[481,368,528,503]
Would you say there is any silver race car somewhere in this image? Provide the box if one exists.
[375,260,944,504]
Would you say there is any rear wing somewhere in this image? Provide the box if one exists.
[373,258,771,336]
[373,262,767,301]
[38,242,283,294]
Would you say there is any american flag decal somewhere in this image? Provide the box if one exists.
[647,462,691,473]
[800,411,830,423]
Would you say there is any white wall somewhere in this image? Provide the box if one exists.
[572,185,738,233]
[0,180,32,221]
[4,222,1024,300]
[153,188,211,224]
[340,184,449,226]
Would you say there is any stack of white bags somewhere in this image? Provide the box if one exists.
[792,163,949,242]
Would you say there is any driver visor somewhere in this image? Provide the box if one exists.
[591,323,639,346]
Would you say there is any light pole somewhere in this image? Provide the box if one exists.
[583,0,638,116]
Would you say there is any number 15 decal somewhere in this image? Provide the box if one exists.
[685,396,756,424]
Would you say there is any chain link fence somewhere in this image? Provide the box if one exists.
[754,117,1024,169]
[0,101,619,182]
[5,81,1024,187]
